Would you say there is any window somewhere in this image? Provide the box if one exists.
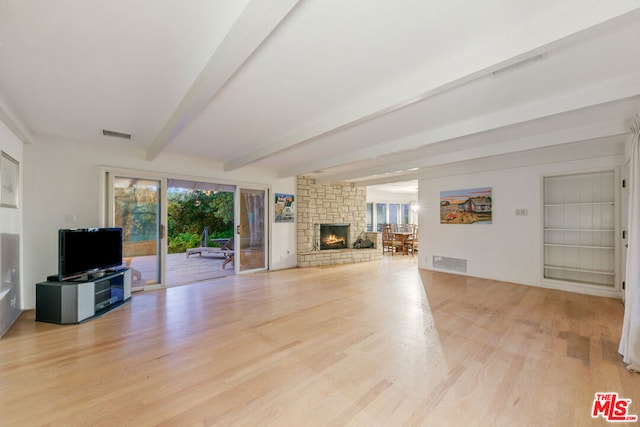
[402,204,411,224]
[389,203,400,224]
[376,203,387,230]
[366,203,373,231]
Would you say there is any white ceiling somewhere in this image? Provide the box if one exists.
[1,1,639,192]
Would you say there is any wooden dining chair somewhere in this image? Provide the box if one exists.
[381,224,403,255]
[405,225,419,256]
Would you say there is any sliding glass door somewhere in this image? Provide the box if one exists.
[236,187,267,273]
[104,170,268,284]
[108,175,164,290]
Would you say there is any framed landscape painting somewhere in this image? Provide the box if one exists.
[440,187,492,224]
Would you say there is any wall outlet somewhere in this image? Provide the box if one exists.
[515,209,528,216]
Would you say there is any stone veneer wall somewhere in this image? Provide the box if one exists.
[297,176,382,267]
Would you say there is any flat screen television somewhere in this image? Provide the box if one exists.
[58,228,123,281]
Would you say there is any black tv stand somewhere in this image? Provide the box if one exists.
[36,269,131,324]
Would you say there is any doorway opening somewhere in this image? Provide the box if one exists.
[166,179,235,286]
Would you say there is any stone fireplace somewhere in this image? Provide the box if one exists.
[297,176,381,267]
[320,224,349,250]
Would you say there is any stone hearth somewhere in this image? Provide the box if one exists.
[297,176,381,267]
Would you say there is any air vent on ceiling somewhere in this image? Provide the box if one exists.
[102,129,132,140]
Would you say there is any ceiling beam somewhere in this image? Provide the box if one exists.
[417,135,628,181]
[224,7,640,172]
[313,119,631,184]
[222,65,489,171]
[280,71,640,179]
[354,134,627,187]
[145,0,301,161]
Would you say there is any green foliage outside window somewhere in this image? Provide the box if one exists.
[167,190,234,253]
[114,185,159,243]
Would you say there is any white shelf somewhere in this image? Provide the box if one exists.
[543,243,614,249]
[544,202,614,207]
[543,265,615,276]
[544,228,614,232]
[542,170,616,288]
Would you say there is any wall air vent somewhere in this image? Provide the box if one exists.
[433,256,468,273]
[102,129,132,140]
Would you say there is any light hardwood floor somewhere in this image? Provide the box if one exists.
[0,256,637,426]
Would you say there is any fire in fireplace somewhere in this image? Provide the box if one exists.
[320,224,349,250]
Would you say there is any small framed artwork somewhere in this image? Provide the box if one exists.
[275,193,295,222]
[0,151,19,208]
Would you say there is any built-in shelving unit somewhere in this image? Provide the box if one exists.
[543,171,616,287]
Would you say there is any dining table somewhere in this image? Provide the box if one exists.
[393,231,413,255]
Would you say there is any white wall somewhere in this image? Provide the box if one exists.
[419,153,625,298]
[366,188,416,204]
[23,135,297,309]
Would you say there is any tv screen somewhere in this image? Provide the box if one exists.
[59,228,123,281]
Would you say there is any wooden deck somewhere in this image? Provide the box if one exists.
[168,252,234,287]
[127,252,234,288]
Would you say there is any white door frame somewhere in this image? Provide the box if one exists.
[100,167,168,291]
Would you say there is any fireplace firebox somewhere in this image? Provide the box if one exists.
[320,224,349,250]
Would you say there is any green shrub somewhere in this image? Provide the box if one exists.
[208,229,233,247]
[168,232,200,254]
